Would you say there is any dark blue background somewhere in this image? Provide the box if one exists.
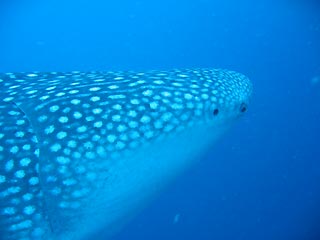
[1,0,320,239]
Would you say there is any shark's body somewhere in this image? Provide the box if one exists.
[0,68,252,240]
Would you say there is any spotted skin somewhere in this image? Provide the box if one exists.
[0,101,51,240]
[0,69,252,240]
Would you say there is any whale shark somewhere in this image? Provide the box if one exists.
[0,68,252,240]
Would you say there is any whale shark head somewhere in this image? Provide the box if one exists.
[0,68,252,240]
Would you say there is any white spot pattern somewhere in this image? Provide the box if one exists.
[0,68,252,240]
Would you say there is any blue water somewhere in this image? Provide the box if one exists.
[1,0,320,239]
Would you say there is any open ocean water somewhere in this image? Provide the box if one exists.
[0,0,320,239]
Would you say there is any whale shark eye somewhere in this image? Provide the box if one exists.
[213,109,219,116]
[240,103,247,113]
